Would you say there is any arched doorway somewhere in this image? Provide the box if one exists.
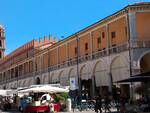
[51,73,59,84]
[59,71,69,86]
[93,61,109,96]
[140,52,150,99]
[68,68,77,89]
[36,77,41,85]
[43,75,48,84]
[23,80,26,87]
[28,79,32,86]
[140,52,150,73]
[110,56,130,98]
[80,65,92,99]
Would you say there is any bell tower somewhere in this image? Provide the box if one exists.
[0,25,5,59]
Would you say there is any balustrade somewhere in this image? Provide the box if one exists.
[1,40,150,85]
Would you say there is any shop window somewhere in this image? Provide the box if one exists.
[111,31,116,38]
[102,32,105,38]
[85,43,88,50]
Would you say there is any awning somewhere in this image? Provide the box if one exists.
[115,71,150,83]
[132,71,150,77]
[116,76,150,83]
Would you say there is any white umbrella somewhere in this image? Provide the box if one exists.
[18,85,69,93]
[40,85,69,93]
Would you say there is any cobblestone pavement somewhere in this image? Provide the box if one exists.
[0,109,118,113]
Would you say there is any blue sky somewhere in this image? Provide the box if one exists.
[0,0,148,55]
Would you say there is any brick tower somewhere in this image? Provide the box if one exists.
[0,25,5,59]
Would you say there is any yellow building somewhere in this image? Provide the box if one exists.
[0,2,150,98]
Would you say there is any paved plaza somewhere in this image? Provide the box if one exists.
[0,109,118,113]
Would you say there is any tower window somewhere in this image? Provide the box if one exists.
[85,43,88,50]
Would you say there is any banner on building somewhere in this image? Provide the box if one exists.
[70,77,77,90]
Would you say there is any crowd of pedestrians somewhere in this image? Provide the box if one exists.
[93,93,150,113]
[94,94,111,113]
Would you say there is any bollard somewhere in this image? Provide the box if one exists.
[66,98,72,112]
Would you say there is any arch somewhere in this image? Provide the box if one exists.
[58,71,63,82]
[93,60,108,87]
[23,80,26,86]
[18,81,22,87]
[110,56,129,82]
[140,52,150,73]
[51,73,59,84]
[59,70,69,86]
[14,83,17,89]
[50,73,54,83]
[5,84,8,89]
[69,68,76,78]
[20,81,24,87]
[36,77,41,85]
[48,73,51,83]
[68,68,77,87]
[80,64,91,80]
[138,50,150,67]
[43,75,47,84]
[12,83,15,89]
[28,79,32,86]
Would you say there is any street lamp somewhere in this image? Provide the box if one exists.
[76,34,82,101]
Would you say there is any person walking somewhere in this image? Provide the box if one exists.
[104,95,111,113]
[95,95,102,113]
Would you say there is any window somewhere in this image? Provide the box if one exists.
[97,37,101,44]
[111,31,116,38]
[97,37,101,48]
[125,26,127,37]
[102,32,105,38]
[74,47,77,55]
[85,43,88,50]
